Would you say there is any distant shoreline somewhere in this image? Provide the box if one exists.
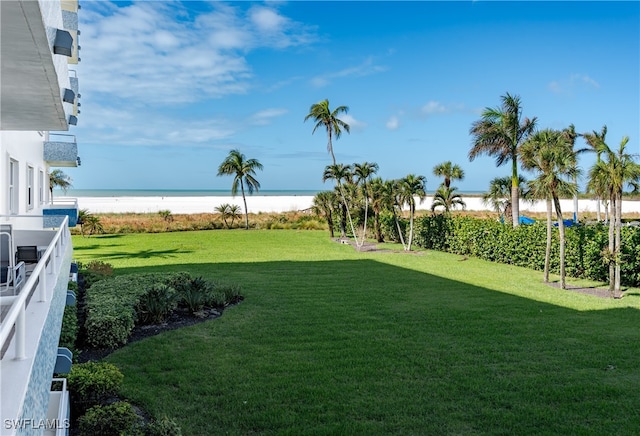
[56,194,640,215]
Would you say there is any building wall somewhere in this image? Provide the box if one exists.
[16,243,72,436]
[0,131,50,216]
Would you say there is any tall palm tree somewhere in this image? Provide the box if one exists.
[304,99,350,165]
[581,125,608,221]
[49,169,72,203]
[398,174,427,251]
[469,92,537,226]
[433,161,465,189]
[353,162,379,245]
[521,129,579,289]
[369,177,389,242]
[217,149,263,230]
[589,136,640,295]
[431,185,466,213]
[312,191,339,238]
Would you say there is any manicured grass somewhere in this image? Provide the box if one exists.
[72,231,640,435]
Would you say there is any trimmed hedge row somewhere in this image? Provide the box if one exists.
[412,215,640,287]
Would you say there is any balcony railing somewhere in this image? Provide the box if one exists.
[44,199,79,227]
[44,134,79,167]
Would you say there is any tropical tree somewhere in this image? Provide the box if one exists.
[581,125,609,221]
[82,214,104,236]
[431,185,466,213]
[397,174,427,251]
[521,129,579,289]
[215,203,240,229]
[49,169,72,203]
[312,191,339,238]
[217,149,263,230]
[482,175,530,221]
[304,99,350,165]
[433,161,465,189]
[77,209,89,237]
[469,93,537,226]
[588,136,640,296]
[353,161,379,244]
[322,164,353,238]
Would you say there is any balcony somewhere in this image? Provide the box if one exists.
[44,199,79,227]
[44,134,79,167]
[0,215,73,435]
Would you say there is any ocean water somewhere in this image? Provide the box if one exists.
[56,189,321,197]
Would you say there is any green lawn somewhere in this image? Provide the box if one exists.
[72,230,640,435]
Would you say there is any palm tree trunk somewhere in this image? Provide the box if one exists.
[336,181,360,246]
[407,207,415,251]
[360,187,369,247]
[596,195,601,221]
[393,209,407,250]
[615,191,622,296]
[553,196,566,289]
[511,162,520,227]
[240,181,249,230]
[544,198,552,283]
[608,193,615,295]
[374,211,383,242]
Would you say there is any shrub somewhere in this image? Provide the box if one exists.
[137,283,178,324]
[175,276,211,314]
[144,416,183,436]
[67,362,123,413]
[59,305,78,352]
[79,260,114,289]
[216,282,243,305]
[78,402,142,436]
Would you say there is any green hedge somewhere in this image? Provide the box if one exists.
[413,215,640,287]
[84,272,190,348]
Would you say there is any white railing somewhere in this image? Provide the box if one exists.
[0,216,70,360]
[49,197,78,209]
[49,378,71,436]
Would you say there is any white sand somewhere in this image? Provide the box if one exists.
[70,195,640,215]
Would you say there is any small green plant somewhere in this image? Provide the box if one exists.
[216,282,243,305]
[137,283,178,324]
[59,305,78,352]
[78,402,142,436]
[67,362,124,413]
[176,276,211,314]
[158,210,174,223]
[144,416,183,436]
[80,260,114,289]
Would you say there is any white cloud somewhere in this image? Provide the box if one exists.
[386,116,400,130]
[340,114,367,131]
[421,101,448,115]
[548,73,600,94]
[249,108,288,125]
[311,56,388,87]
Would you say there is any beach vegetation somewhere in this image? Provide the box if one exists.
[312,191,339,238]
[469,92,537,227]
[304,99,350,166]
[581,125,609,221]
[158,209,173,223]
[397,173,427,251]
[214,203,241,228]
[431,184,466,213]
[433,160,465,189]
[217,149,263,230]
[66,230,640,434]
[82,213,105,236]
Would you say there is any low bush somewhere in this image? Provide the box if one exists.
[144,416,183,436]
[78,401,142,436]
[175,276,212,314]
[59,305,78,352]
[67,361,123,414]
[79,260,114,289]
[137,283,178,324]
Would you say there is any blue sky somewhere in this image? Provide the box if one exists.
[68,1,639,192]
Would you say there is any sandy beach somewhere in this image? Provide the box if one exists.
[68,195,640,215]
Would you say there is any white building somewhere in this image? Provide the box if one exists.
[1,1,81,434]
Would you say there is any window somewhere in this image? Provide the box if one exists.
[39,169,45,204]
[9,159,18,214]
[27,165,34,210]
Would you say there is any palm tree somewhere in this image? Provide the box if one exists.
[217,149,263,230]
[482,175,529,221]
[49,169,72,203]
[312,191,339,238]
[353,162,379,245]
[469,93,537,226]
[369,177,389,242]
[322,164,353,238]
[304,99,350,165]
[215,203,233,228]
[398,174,427,251]
[83,214,104,236]
[581,125,608,221]
[521,129,579,289]
[589,136,640,296]
[431,185,466,213]
[77,209,89,237]
[433,161,465,189]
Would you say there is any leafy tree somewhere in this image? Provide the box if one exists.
[215,203,232,228]
[433,161,465,189]
[431,185,466,213]
[369,177,392,242]
[353,161,379,244]
[312,191,339,238]
[49,169,72,203]
[469,92,537,226]
[217,149,263,230]
[482,175,530,221]
[83,214,104,236]
[304,99,350,165]
[398,174,427,251]
[581,125,608,222]
[322,164,353,238]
